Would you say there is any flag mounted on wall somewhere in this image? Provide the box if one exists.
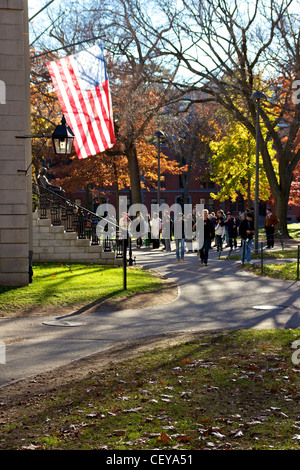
[47,43,115,159]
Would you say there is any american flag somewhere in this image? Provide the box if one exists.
[47,43,115,159]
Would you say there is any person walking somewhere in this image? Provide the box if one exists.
[224,211,238,251]
[119,211,131,250]
[162,209,171,252]
[184,212,194,252]
[264,208,279,249]
[174,212,186,261]
[209,212,217,227]
[216,210,225,246]
[239,212,255,264]
[215,217,225,253]
[134,211,146,248]
[150,212,162,249]
[198,209,215,266]
[144,214,151,247]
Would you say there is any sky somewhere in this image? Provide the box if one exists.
[27,0,299,83]
[28,0,56,26]
[28,0,56,45]
[28,0,74,48]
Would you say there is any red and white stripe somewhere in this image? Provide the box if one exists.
[47,51,115,159]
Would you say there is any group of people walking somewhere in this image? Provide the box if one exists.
[130,207,279,266]
[99,205,279,267]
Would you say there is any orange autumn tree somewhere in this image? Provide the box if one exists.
[52,152,130,194]
[288,117,300,210]
[52,136,183,203]
[289,161,300,208]
[30,48,184,206]
[51,54,184,204]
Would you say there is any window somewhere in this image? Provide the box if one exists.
[230,201,236,212]
[208,198,215,212]
[238,198,245,212]
[199,177,206,188]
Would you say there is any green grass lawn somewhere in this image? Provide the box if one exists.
[287,223,300,239]
[0,263,164,314]
[0,329,299,450]
[248,262,300,281]
[258,222,300,240]
[222,249,299,261]
[220,250,300,281]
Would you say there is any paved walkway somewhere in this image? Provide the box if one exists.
[0,244,299,387]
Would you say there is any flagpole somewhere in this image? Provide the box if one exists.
[30,36,106,60]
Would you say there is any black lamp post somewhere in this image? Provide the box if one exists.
[250,91,266,254]
[17,115,75,158]
[154,130,165,207]
[52,115,75,155]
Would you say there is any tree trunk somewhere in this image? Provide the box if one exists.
[272,187,291,241]
[259,134,293,241]
[247,157,252,211]
[183,160,193,205]
[126,143,142,206]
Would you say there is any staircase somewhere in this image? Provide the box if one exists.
[32,183,123,266]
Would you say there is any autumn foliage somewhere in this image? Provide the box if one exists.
[52,138,183,195]
[30,48,184,200]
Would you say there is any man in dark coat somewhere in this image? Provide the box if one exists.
[224,211,238,251]
[264,208,279,248]
[239,212,255,264]
[198,209,215,266]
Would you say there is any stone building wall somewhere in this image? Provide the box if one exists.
[0,0,31,286]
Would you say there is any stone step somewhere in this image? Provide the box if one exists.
[33,210,115,264]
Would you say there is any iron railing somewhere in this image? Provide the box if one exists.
[32,182,135,264]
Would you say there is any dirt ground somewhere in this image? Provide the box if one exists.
[0,278,194,412]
